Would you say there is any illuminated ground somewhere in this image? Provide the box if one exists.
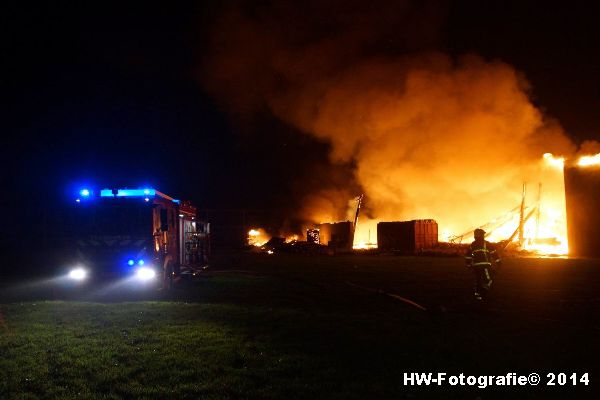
[1,254,599,399]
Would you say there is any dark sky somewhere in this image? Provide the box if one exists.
[3,1,600,228]
[444,1,600,138]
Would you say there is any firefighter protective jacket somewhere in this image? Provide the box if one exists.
[465,240,500,268]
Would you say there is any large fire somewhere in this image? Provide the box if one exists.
[352,153,569,255]
[352,153,600,255]
[252,152,600,256]
[201,6,588,257]
[247,229,300,248]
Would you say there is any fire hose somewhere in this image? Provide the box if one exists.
[345,281,428,312]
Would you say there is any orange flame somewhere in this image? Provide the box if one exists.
[352,153,568,255]
[285,234,299,243]
[248,228,270,247]
[543,153,565,169]
[577,153,600,167]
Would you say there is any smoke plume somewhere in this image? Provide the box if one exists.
[200,1,576,239]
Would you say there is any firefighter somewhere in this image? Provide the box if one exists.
[464,228,501,301]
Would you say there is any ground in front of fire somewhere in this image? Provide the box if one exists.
[1,252,598,399]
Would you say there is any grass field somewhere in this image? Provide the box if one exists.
[1,253,599,399]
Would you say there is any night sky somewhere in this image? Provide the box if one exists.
[3,1,600,246]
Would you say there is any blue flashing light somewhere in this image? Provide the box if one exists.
[138,260,145,266]
[76,198,81,203]
[101,188,156,198]
[80,189,91,197]
[172,199,180,204]
[144,197,150,202]
[128,259,135,266]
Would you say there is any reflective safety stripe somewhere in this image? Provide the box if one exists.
[472,249,490,253]
[473,262,492,266]
[465,256,473,259]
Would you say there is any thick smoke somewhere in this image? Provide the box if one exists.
[201,1,576,238]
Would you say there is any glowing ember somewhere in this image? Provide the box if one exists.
[577,153,600,167]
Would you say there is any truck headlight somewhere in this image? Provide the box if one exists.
[68,268,87,281]
[135,267,156,281]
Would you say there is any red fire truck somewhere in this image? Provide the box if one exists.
[66,187,209,288]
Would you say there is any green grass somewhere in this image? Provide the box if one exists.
[1,300,334,400]
[1,255,599,399]
[0,299,422,398]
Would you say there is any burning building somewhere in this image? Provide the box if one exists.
[564,157,600,258]
[317,221,354,251]
[201,3,579,256]
[306,229,320,244]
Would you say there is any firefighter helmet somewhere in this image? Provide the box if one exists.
[474,228,485,238]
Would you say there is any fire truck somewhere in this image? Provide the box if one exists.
[65,187,210,288]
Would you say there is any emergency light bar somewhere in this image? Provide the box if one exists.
[92,187,181,203]
[76,187,180,203]
[100,188,156,197]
